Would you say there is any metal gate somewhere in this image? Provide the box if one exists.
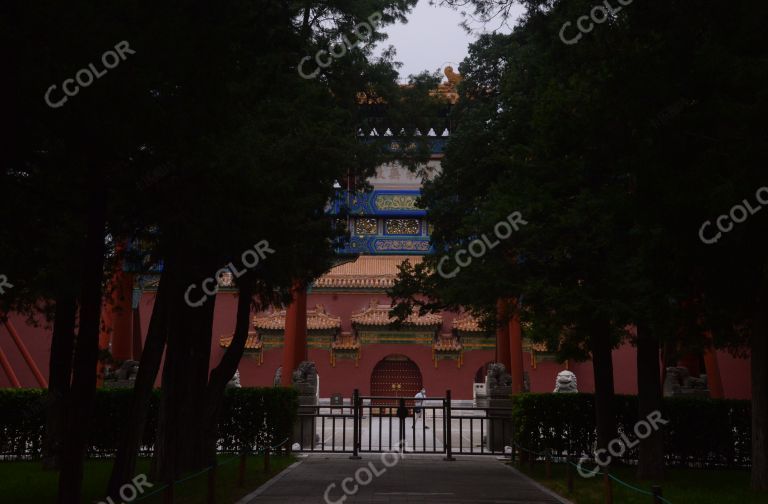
[295,389,514,457]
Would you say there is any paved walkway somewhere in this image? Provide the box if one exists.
[241,454,567,504]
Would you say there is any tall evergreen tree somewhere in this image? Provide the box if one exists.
[395,0,768,486]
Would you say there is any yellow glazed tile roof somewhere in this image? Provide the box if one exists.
[313,255,422,290]
[252,304,341,331]
[351,299,442,327]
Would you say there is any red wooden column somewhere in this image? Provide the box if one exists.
[281,281,308,386]
[293,284,308,365]
[97,306,112,386]
[132,303,143,361]
[110,269,134,361]
[508,299,525,394]
[703,331,724,399]
[496,299,511,371]
[98,245,133,385]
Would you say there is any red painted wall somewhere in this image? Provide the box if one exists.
[0,291,753,402]
[211,292,664,400]
[717,350,752,400]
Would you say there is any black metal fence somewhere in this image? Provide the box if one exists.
[294,389,515,458]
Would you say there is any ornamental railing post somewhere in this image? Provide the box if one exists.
[350,388,361,459]
[444,389,455,461]
[397,397,408,450]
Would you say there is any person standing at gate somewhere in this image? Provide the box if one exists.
[414,388,429,428]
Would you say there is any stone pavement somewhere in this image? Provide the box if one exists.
[240,454,568,504]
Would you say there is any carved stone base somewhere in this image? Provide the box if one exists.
[485,364,513,451]
[292,361,319,449]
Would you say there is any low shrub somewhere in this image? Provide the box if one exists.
[0,387,297,460]
[511,393,751,468]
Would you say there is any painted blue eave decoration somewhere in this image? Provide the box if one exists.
[335,235,434,255]
[327,189,426,217]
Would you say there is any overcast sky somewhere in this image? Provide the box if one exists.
[377,0,525,81]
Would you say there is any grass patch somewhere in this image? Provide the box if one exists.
[0,454,294,504]
[515,461,767,504]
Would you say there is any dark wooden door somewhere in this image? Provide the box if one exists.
[370,355,422,413]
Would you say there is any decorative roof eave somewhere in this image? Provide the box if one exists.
[523,339,550,353]
[219,332,262,350]
[252,304,341,331]
[313,276,395,290]
[350,300,442,328]
[452,313,488,333]
[433,334,462,352]
[332,335,361,350]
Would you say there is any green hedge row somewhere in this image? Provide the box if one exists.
[0,387,297,460]
[511,393,751,468]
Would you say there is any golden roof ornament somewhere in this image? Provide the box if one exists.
[444,66,462,87]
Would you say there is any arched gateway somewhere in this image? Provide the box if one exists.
[370,355,422,413]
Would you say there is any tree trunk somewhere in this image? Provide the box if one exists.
[636,322,664,480]
[508,300,525,394]
[107,266,170,499]
[203,283,253,464]
[42,294,77,470]
[751,292,768,491]
[591,319,617,453]
[132,304,143,360]
[495,299,511,370]
[152,262,217,482]
[57,197,106,504]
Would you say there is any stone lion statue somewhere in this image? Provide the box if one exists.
[486,363,513,388]
[226,369,242,388]
[664,366,708,397]
[292,361,318,387]
[115,360,140,381]
[553,370,578,393]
